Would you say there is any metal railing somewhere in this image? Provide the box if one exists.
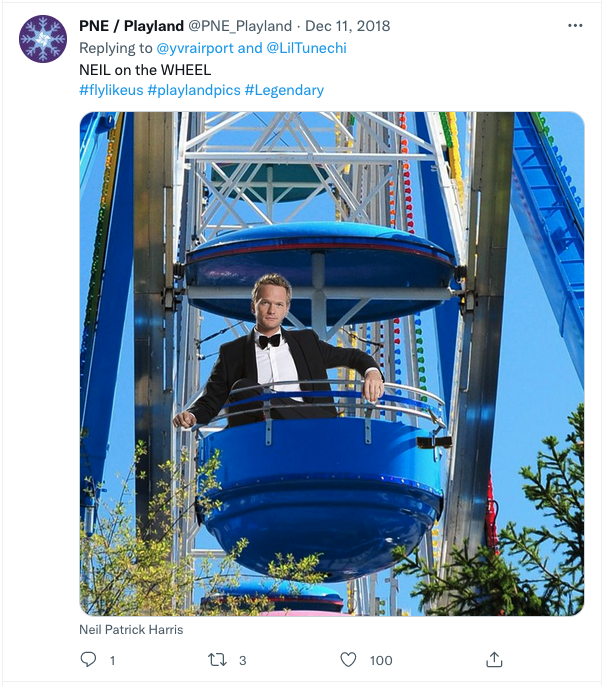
[194,378,446,437]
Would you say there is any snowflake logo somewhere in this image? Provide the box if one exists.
[19,15,67,63]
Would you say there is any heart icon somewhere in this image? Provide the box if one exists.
[340,652,356,667]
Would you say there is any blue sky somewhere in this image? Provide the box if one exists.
[80,112,584,614]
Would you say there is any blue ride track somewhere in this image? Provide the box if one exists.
[80,113,133,523]
[510,112,584,386]
[80,113,117,198]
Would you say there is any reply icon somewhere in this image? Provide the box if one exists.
[81,652,96,667]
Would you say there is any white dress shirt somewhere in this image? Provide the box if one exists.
[254,328,303,399]
[253,328,380,403]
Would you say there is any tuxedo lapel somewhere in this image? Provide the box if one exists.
[282,330,311,379]
[243,331,258,382]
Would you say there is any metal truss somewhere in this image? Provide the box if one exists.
[180,112,465,239]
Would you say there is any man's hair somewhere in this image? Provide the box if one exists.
[252,273,292,304]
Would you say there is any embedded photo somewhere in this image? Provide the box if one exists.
[80,111,584,617]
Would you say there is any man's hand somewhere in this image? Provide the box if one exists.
[362,370,384,403]
[172,411,197,429]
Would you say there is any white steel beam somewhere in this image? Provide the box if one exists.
[185,152,435,164]
[425,112,467,264]
[187,286,459,301]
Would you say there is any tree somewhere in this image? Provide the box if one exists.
[393,404,584,616]
[81,442,325,616]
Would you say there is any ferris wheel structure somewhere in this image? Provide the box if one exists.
[80,111,584,615]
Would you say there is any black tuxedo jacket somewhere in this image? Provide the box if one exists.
[187,329,381,426]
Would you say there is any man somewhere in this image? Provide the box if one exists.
[173,273,384,429]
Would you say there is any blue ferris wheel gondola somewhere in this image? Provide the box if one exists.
[199,389,445,583]
[202,576,344,613]
[186,222,456,326]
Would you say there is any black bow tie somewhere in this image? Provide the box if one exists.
[259,333,281,349]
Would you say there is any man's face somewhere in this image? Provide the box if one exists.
[251,284,290,335]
